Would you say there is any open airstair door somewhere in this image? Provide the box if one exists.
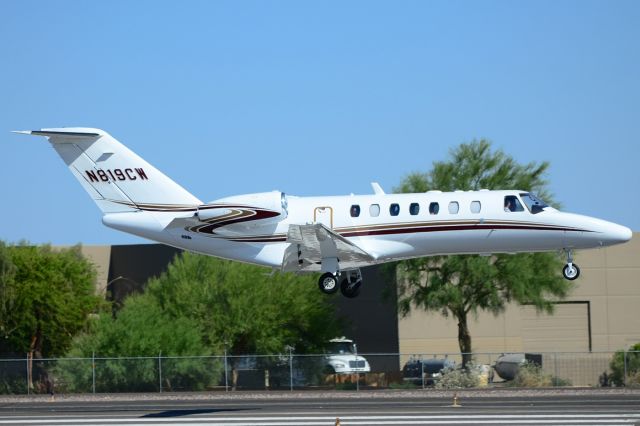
[313,206,333,228]
[282,223,374,273]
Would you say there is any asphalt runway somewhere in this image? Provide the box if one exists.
[1,390,639,425]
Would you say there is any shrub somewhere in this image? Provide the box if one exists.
[509,361,552,387]
[434,365,481,389]
[389,381,419,389]
[627,372,640,388]
[609,343,640,386]
[504,362,572,388]
[551,376,572,387]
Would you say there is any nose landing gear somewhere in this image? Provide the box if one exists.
[562,249,580,280]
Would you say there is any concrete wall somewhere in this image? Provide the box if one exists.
[78,245,111,294]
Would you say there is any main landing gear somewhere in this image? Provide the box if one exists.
[318,269,362,298]
[318,272,339,294]
[562,249,580,280]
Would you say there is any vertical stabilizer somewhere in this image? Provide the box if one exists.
[14,128,202,214]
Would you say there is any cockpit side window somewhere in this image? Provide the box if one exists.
[520,193,549,214]
[503,195,524,212]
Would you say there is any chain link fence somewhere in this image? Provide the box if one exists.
[1,351,638,395]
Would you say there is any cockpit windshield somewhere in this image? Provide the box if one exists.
[520,193,549,214]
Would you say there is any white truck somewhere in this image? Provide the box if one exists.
[325,337,371,374]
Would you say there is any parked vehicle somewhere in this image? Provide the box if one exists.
[325,337,370,374]
[493,353,542,381]
[402,357,456,386]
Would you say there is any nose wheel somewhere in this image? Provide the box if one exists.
[562,250,580,280]
[563,263,580,280]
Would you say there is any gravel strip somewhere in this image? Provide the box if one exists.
[1,387,639,403]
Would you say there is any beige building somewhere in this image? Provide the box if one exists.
[78,245,112,294]
[399,233,640,358]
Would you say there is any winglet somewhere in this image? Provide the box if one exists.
[11,130,32,135]
[371,182,385,195]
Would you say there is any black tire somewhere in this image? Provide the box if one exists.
[324,365,336,375]
[562,263,580,280]
[318,272,339,294]
[340,278,362,298]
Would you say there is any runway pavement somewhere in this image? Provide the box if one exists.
[1,389,639,425]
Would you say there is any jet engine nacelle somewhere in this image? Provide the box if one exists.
[197,191,288,224]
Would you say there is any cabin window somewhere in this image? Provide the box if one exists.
[369,204,380,217]
[350,204,360,217]
[389,203,400,216]
[448,201,459,214]
[504,195,525,212]
[429,202,439,215]
[470,201,481,213]
[409,203,420,215]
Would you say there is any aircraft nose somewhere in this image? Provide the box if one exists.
[600,222,632,245]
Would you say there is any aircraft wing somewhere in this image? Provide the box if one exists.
[282,223,374,272]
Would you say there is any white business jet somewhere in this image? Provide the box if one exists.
[15,128,632,298]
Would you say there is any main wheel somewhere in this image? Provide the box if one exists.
[318,272,339,294]
[562,263,580,280]
[340,278,362,298]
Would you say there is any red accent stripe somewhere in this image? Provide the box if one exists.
[219,223,589,243]
[340,224,586,238]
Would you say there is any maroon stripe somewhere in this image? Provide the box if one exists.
[340,224,589,238]
[195,209,281,234]
[221,224,589,243]
[228,237,288,243]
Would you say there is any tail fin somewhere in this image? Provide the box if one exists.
[14,128,202,214]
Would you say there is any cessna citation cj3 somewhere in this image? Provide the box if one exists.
[16,128,632,298]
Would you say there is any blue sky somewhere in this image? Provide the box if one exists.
[2,0,639,245]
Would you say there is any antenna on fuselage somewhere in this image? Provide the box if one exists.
[371,182,385,195]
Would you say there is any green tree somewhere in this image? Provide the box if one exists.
[0,242,17,343]
[609,343,640,387]
[146,252,342,356]
[58,295,213,392]
[0,243,103,391]
[61,252,342,391]
[146,252,342,389]
[395,140,572,366]
[1,244,102,358]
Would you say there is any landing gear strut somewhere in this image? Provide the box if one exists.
[339,270,362,299]
[562,249,580,280]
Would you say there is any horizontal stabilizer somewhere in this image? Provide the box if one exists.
[13,128,104,140]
